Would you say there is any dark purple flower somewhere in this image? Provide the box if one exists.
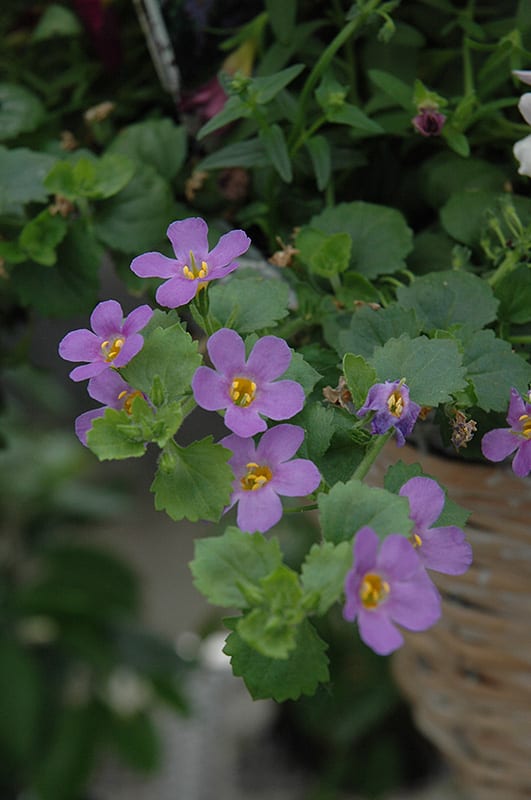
[481,387,531,477]
[399,477,472,575]
[343,527,441,656]
[220,424,321,533]
[59,300,153,382]
[192,328,305,438]
[130,217,251,308]
[412,107,446,137]
[75,370,145,446]
[357,380,420,446]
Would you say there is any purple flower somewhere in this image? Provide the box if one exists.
[59,300,153,382]
[343,527,441,656]
[130,217,251,308]
[75,370,145,446]
[412,107,446,137]
[192,328,305,438]
[481,387,531,477]
[399,477,472,575]
[357,379,420,446]
[220,424,321,533]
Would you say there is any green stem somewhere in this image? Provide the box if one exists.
[352,429,394,482]
[507,335,531,345]
[180,394,198,419]
[288,0,381,150]
[487,250,520,288]
[284,503,319,513]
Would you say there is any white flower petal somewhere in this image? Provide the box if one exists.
[518,93,531,126]
[513,134,531,178]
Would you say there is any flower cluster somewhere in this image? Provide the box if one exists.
[59,217,321,534]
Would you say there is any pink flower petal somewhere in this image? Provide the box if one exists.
[207,229,251,269]
[377,534,419,581]
[206,328,246,375]
[155,276,198,308]
[388,569,441,631]
[481,428,520,462]
[130,252,179,279]
[512,439,531,477]
[255,380,305,421]
[122,304,153,335]
[90,299,123,337]
[236,485,283,533]
[192,367,229,411]
[255,423,304,466]
[59,329,101,362]
[358,608,404,655]
[399,476,445,530]
[272,459,321,496]
[246,335,292,382]
[166,218,209,263]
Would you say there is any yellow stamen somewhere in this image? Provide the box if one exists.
[412,533,423,548]
[240,462,273,492]
[182,250,209,280]
[118,389,143,415]
[101,336,125,362]
[230,377,257,407]
[518,414,531,439]
[360,573,390,609]
[387,389,404,418]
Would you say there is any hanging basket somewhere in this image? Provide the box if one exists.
[371,445,531,800]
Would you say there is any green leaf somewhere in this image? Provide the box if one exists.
[306,134,331,191]
[208,268,290,333]
[343,353,377,409]
[370,335,467,406]
[442,127,470,157]
[318,479,413,544]
[0,639,41,764]
[120,322,201,400]
[459,328,531,412]
[317,419,366,487]
[494,265,531,324]
[151,437,233,522]
[368,69,414,112]
[11,219,102,316]
[336,305,420,359]
[198,138,270,170]
[259,123,292,182]
[0,146,57,214]
[237,566,305,658]
[302,202,413,279]
[420,153,507,210]
[197,95,250,139]
[107,712,160,772]
[45,154,135,200]
[93,163,176,254]
[326,103,383,133]
[19,209,68,266]
[253,64,305,103]
[440,191,531,247]
[35,705,99,800]
[265,0,297,44]
[108,118,187,179]
[191,527,283,608]
[31,4,82,40]
[396,270,499,331]
[292,402,336,462]
[87,407,147,461]
[300,541,352,615]
[0,83,45,141]
[280,349,322,395]
[224,617,329,701]
[296,228,352,277]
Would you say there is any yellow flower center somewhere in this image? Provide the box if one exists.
[411,533,423,548]
[518,414,531,439]
[240,462,273,492]
[230,377,257,407]
[387,389,404,418]
[101,336,125,362]
[360,573,390,609]
[118,389,143,415]
[182,250,209,281]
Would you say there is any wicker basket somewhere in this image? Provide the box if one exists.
[369,444,531,800]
